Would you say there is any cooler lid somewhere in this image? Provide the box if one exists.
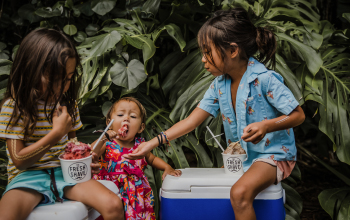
[162,168,282,193]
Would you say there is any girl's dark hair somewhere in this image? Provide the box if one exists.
[198,7,277,70]
[4,28,81,139]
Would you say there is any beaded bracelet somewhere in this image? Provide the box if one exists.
[160,131,170,144]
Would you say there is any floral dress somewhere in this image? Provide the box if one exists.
[93,137,156,220]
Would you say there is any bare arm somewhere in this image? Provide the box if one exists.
[242,106,305,144]
[8,106,73,170]
[91,130,117,157]
[145,152,181,180]
[124,108,210,159]
[146,108,211,150]
[123,107,211,159]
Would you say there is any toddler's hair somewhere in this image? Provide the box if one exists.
[106,97,147,124]
[198,7,277,69]
[3,28,81,139]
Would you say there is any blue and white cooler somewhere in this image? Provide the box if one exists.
[160,168,286,220]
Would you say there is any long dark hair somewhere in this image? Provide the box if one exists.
[198,7,277,70]
[4,28,81,139]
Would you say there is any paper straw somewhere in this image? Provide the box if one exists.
[92,119,114,151]
[206,126,225,152]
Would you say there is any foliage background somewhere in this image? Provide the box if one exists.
[0,0,349,219]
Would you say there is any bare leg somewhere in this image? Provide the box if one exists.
[0,188,42,220]
[64,179,124,220]
[230,161,277,220]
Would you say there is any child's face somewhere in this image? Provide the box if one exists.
[109,100,145,140]
[201,43,226,77]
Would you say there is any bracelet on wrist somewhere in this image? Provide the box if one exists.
[160,131,170,145]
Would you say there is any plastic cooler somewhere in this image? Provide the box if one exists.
[26,180,119,220]
[160,168,286,220]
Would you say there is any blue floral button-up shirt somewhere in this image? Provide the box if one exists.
[198,57,299,171]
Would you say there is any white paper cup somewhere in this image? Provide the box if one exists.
[59,154,92,183]
[222,153,247,175]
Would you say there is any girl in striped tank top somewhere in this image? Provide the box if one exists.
[0,29,124,220]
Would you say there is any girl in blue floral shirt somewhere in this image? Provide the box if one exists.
[124,8,305,220]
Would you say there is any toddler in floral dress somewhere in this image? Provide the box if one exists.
[92,97,181,220]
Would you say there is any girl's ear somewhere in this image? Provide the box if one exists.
[229,43,239,59]
[106,119,112,130]
[138,123,145,134]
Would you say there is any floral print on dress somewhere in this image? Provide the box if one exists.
[266,91,274,99]
[211,84,214,89]
[268,155,275,160]
[248,61,254,66]
[265,138,271,147]
[281,146,289,153]
[227,117,232,124]
[253,78,260,87]
[219,89,223,97]
[286,128,290,136]
[248,106,254,115]
[213,98,218,104]
[222,113,226,121]
[93,138,156,220]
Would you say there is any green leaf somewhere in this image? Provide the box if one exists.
[282,182,303,215]
[159,50,184,78]
[74,31,87,42]
[112,18,142,35]
[89,31,122,57]
[75,1,94,16]
[316,48,350,165]
[91,0,117,16]
[18,4,41,23]
[164,24,186,52]
[343,13,350,23]
[162,50,201,96]
[319,188,350,219]
[0,60,12,76]
[170,73,213,121]
[276,33,322,75]
[110,59,147,90]
[85,24,100,36]
[65,0,74,9]
[102,101,113,117]
[35,7,62,18]
[141,0,161,18]
[63,24,78,36]
[275,54,303,105]
[138,36,156,75]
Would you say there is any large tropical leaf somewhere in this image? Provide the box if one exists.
[110,59,147,90]
[316,47,350,165]
[319,188,350,220]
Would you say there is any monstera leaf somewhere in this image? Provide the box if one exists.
[91,0,117,16]
[316,47,350,165]
[319,188,350,220]
[110,59,147,90]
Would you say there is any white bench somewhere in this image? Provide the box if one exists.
[26,180,119,220]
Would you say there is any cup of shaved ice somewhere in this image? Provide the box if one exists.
[59,138,92,183]
[222,141,247,175]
